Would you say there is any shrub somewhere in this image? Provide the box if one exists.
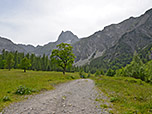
[106,69,115,77]
[100,69,104,75]
[87,72,91,78]
[79,70,87,78]
[100,104,108,108]
[95,70,101,76]
[70,75,75,79]
[15,86,34,95]
[2,96,11,102]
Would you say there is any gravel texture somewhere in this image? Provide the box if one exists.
[3,79,110,114]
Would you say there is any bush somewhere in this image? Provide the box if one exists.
[100,69,104,75]
[15,86,35,95]
[95,70,101,76]
[106,69,115,77]
[79,70,87,78]
[87,72,91,78]
[2,96,11,102]
[70,75,75,79]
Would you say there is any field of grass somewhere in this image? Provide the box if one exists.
[92,76,152,114]
[0,69,79,111]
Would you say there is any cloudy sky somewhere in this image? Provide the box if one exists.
[0,0,151,46]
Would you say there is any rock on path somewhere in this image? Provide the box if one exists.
[3,79,110,114]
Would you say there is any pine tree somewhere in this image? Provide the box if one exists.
[30,53,36,70]
[14,51,18,69]
[106,69,115,77]
[42,54,46,71]
[5,53,14,71]
[95,70,101,76]
[144,60,152,82]
[20,57,31,72]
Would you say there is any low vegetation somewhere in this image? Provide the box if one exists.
[0,69,79,111]
[115,51,152,83]
[92,76,152,114]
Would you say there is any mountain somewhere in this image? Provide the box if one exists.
[0,31,79,56]
[32,42,55,56]
[89,8,152,70]
[73,8,152,66]
[0,37,26,53]
[31,31,79,56]
[56,31,79,45]
[18,44,35,53]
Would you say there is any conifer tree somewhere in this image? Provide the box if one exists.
[20,57,31,72]
[5,53,14,71]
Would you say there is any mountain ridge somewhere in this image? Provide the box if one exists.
[73,8,152,66]
[89,8,152,70]
[0,36,26,53]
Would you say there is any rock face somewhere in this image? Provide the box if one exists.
[0,37,26,53]
[56,31,79,45]
[18,44,35,53]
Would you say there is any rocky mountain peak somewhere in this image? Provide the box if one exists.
[56,31,79,45]
[145,8,152,15]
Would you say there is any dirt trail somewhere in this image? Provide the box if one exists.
[3,79,111,114]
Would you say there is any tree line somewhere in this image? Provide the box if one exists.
[0,43,80,73]
[0,49,51,72]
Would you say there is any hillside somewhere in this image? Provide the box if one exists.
[73,8,152,66]
[89,8,152,70]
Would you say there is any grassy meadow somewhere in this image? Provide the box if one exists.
[92,76,152,114]
[0,69,79,111]
[1,69,152,114]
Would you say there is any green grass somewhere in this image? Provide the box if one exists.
[92,76,152,114]
[0,69,79,111]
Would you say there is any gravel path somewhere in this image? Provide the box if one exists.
[3,79,110,114]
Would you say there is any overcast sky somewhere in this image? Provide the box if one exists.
[0,0,151,46]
